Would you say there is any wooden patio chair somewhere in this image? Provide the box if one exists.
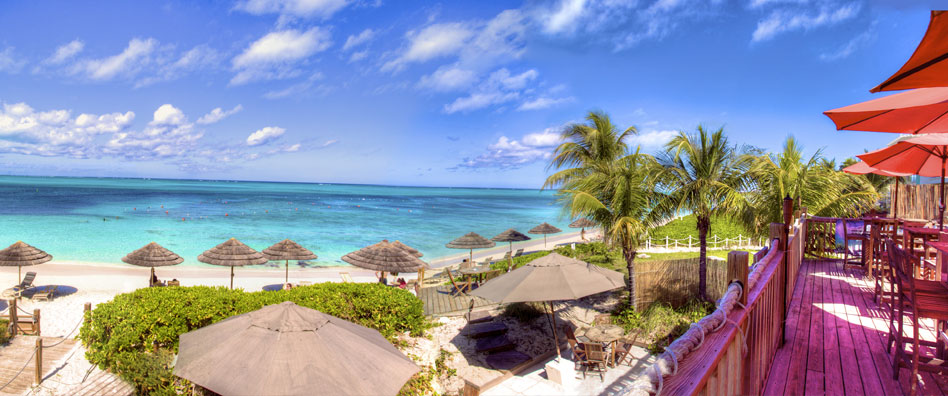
[445,268,470,296]
[613,334,641,367]
[564,326,586,362]
[579,342,609,381]
[886,240,948,396]
[31,285,57,302]
[843,218,868,269]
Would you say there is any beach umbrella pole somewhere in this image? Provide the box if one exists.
[285,260,289,283]
[544,235,547,249]
[230,266,235,289]
[150,267,155,287]
[508,242,513,271]
[547,301,561,359]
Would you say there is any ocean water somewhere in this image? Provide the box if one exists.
[0,176,571,268]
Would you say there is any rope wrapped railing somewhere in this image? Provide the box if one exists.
[621,239,779,395]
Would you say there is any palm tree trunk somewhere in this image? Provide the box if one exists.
[623,246,637,309]
[697,215,710,301]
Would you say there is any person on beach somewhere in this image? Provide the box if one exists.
[396,278,407,289]
[581,228,586,241]
[283,283,294,290]
[375,271,387,285]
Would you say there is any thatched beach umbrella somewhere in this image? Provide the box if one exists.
[341,241,428,274]
[0,241,51,281]
[263,239,317,283]
[569,218,597,241]
[471,253,625,358]
[491,229,530,270]
[446,232,495,264]
[529,222,562,249]
[389,240,423,258]
[174,301,419,396]
[121,242,184,286]
[198,238,268,289]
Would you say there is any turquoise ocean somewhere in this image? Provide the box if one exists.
[0,176,570,268]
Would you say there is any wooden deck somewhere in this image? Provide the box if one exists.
[765,259,948,395]
[418,285,497,316]
[0,335,77,396]
[68,369,134,396]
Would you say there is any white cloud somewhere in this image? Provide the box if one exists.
[235,0,350,19]
[494,68,538,90]
[541,0,588,34]
[136,45,221,87]
[517,96,574,111]
[752,3,861,42]
[321,139,338,147]
[382,23,473,72]
[262,72,329,99]
[197,105,243,124]
[819,25,875,61]
[0,102,135,158]
[231,28,331,85]
[748,0,807,8]
[45,40,84,65]
[454,127,561,169]
[349,50,368,62]
[521,128,561,147]
[343,29,375,50]
[629,129,677,148]
[441,68,536,113]
[72,38,157,80]
[0,47,26,73]
[444,92,519,114]
[151,104,187,126]
[246,126,286,146]
[417,66,478,92]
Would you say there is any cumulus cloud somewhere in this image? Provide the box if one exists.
[382,23,474,72]
[629,129,677,148]
[71,38,157,80]
[235,0,350,19]
[231,28,332,85]
[454,127,561,169]
[0,102,134,158]
[45,40,84,65]
[540,0,588,34]
[443,68,537,113]
[417,66,478,92]
[197,105,243,124]
[246,126,286,146]
[517,96,574,111]
[343,29,375,50]
[752,3,861,43]
[0,47,26,73]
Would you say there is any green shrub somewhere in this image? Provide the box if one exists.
[612,299,714,354]
[502,302,545,323]
[80,283,429,395]
[489,251,551,271]
[0,318,8,344]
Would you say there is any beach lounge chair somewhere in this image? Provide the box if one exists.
[513,248,524,257]
[339,272,354,283]
[2,271,36,299]
[31,285,57,302]
[460,258,474,269]
[501,251,511,261]
[478,256,493,266]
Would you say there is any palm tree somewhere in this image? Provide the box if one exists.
[746,137,877,235]
[543,110,636,192]
[654,126,752,301]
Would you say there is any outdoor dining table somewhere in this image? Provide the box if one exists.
[584,324,625,366]
[459,265,492,286]
[905,227,945,278]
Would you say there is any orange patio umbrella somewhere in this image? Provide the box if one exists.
[824,87,948,134]
[872,11,948,93]
[842,161,911,218]
[858,134,948,229]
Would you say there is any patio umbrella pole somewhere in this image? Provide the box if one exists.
[544,235,547,249]
[547,301,561,360]
[508,242,513,271]
[150,267,155,287]
[941,156,946,230]
[894,177,900,218]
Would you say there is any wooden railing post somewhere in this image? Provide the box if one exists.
[9,297,17,337]
[728,251,749,306]
[781,195,794,346]
[84,302,91,324]
[769,223,785,249]
[34,337,42,386]
[33,309,40,336]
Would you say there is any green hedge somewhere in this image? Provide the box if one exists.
[80,283,429,395]
[0,318,8,344]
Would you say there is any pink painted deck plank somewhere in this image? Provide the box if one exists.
[821,262,845,396]
[783,256,818,396]
[827,260,867,395]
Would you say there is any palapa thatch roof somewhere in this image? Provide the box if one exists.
[389,240,423,258]
[0,241,52,267]
[569,218,596,228]
[491,229,531,243]
[341,241,428,272]
[445,232,496,249]
[173,302,419,396]
[528,222,562,235]
[122,242,184,267]
[262,239,317,261]
[198,238,268,267]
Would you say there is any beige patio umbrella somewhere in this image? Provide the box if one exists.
[446,232,495,264]
[121,242,183,287]
[174,301,419,396]
[471,253,625,358]
[0,241,51,281]
[491,229,530,270]
[198,238,268,289]
[341,241,428,274]
[262,239,317,283]
[529,222,562,249]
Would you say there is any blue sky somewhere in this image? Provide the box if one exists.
[0,0,940,188]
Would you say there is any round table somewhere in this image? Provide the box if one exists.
[584,324,625,366]
[459,266,492,284]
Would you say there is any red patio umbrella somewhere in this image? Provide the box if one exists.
[842,161,912,218]
[858,134,948,228]
[872,11,948,93]
[824,87,948,134]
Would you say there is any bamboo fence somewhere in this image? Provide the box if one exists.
[891,182,945,221]
[633,258,729,310]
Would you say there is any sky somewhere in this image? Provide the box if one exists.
[0,0,941,188]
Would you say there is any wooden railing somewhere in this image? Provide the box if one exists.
[660,208,805,395]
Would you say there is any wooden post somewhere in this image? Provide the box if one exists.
[84,302,91,324]
[769,223,785,249]
[34,338,42,386]
[727,251,750,306]
[9,297,17,337]
[33,309,40,336]
[781,195,794,346]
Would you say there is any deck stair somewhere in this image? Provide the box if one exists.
[485,350,532,371]
[464,322,507,338]
[465,310,493,323]
[475,335,515,353]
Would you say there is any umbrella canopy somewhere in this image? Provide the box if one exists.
[872,11,948,93]
[198,238,268,289]
[445,232,495,263]
[0,241,51,280]
[173,301,419,396]
[824,87,948,134]
[858,134,948,228]
[843,161,911,218]
[529,222,562,248]
[471,252,625,358]
[568,218,596,228]
[341,241,428,273]
[122,242,184,286]
[491,229,531,270]
[389,240,423,258]
[263,239,317,284]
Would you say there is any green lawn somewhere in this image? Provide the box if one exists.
[649,214,750,241]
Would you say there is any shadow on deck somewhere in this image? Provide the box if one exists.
[765,259,948,396]
[418,285,497,316]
